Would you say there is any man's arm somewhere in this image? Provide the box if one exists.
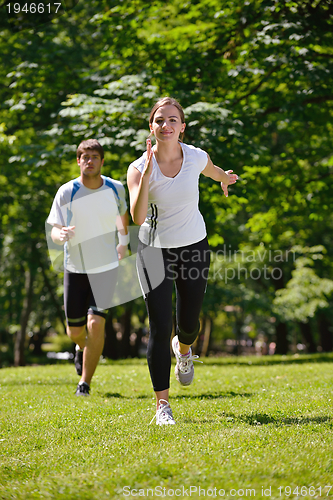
[116,212,129,260]
[116,212,129,235]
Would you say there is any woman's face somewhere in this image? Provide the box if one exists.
[150,105,185,143]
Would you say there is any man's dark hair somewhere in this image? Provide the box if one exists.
[77,139,104,160]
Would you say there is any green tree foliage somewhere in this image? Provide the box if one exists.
[273,246,333,322]
[1,0,332,363]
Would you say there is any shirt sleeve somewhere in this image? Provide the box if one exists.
[194,146,209,172]
[46,187,67,227]
[128,153,146,175]
[183,144,209,173]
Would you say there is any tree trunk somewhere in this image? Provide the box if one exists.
[318,313,333,352]
[103,311,118,360]
[201,315,212,357]
[15,267,35,366]
[40,263,66,335]
[299,321,317,353]
[119,303,133,358]
[234,315,243,356]
[275,321,289,355]
[132,327,144,358]
[273,269,289,355]
[30,326,50,356]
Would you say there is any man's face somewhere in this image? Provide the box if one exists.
[77,149,104,179]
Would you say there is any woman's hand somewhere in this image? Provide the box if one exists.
[143,138,153,178]
[221,170,238,197]
[127,138,153,226]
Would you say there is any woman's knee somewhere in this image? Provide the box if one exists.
[149,318,173,343]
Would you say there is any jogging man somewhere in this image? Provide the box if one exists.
[47,139,129,396]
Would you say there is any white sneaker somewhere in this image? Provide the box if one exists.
[172,335,202,386]
[150,399,176,425]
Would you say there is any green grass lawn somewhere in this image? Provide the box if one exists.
[1,354,333,500]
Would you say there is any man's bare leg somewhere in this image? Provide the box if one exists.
[67,325,86,349]
[80,314,105,387]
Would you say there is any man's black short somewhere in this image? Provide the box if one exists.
[64,268,118,327]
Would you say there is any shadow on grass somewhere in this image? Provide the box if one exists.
[183,413,332,426]
[102,392,152,399]
[102,391,253,400]
[227,413,333,426]
[172,391,253,399]
[104,392,126,398]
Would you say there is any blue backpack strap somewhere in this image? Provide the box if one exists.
[103,175,121,212]
[67,179,81,226]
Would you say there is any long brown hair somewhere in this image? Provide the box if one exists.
[149,97,185,142]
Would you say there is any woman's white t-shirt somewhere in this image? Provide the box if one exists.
[129,143,208,248]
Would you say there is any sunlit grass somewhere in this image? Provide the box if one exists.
[0,355,333,499]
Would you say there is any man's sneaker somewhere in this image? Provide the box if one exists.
[74,345,83,376]
[75,381,90,396]
[172,335,202,386]
[150,399,176,425]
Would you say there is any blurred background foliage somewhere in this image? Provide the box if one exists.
[0,0,333,366]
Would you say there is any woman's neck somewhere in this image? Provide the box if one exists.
[153,141,182,163]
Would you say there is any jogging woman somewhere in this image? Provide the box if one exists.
[127,97,238,424]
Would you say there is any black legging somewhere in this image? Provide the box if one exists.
[137,237,210,391]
